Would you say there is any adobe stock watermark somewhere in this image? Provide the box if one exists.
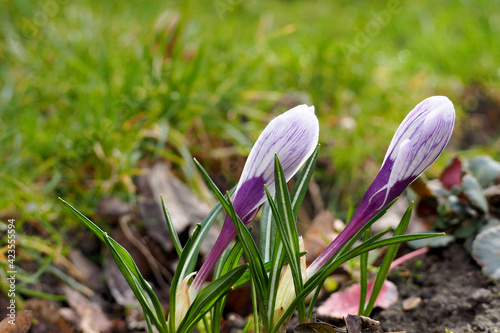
[214,0,243,19]
[6,219,17,326]
[19,0,70,40]
[342,0,403,57]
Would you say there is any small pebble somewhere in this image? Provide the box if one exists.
[470,289,491,303]
[402,296,422,311]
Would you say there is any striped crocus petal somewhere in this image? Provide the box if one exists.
[189,104,319,297]
[307,96,455,276]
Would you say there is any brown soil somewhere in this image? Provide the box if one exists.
[374,243,500,333]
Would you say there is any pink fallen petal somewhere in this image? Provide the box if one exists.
[317,279,398,319]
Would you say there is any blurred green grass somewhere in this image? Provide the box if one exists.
[1,0,499,232]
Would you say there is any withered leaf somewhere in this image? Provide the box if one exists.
[294,322,344,333]
[0,310,33,333]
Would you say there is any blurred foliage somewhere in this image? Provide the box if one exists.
[414,155,500,243]
[409,155,500,278]
[0,0,499,234]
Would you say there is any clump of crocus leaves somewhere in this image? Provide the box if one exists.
[61,96,455,333]
[410,154,500,279]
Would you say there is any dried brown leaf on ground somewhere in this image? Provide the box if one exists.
[119,214,171,290]
[294,321,344,333]
[62,285,112,333]
[136,162,217,256]
[104,253,148,330]
[24,298,74,333]
[303,210,343,263]
[345,315,383,333]
[68,250,107,291]
[293,316,405,333]
[96,196,132,221]
[0,310,33,333]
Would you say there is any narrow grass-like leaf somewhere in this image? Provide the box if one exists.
[251,278,261,333]
[273,156,301,273]
[145,315,154,333]
[161,194,182,257]
[340,233,443,265]
[271,199,420,332]
[271,230,442,333]
[227,194,270,327]
[193,158,233,218]
[272,198,397,331]
[363,203,414,316]
[242,320,252,333]
[102,233,164,332]
[17,288,67,301]
[290,144,320,217]
[306,285,322,319]
[346,202,354,225]
[177,200,226,283]
[271,260,345,333]
[194,159,270,325]
[312,198,398,277]
[260,201,276,263]
[275,145,319,324]
[169,224,202,332]
[211,243,244,333]
[60,198,106,242]
[358,229,371,315]
[201,314,210,333]
[23,247,90,296]
[233,250,307,290]
[172,163,235,284]
[267,232,285,326]
[111,247,167,332]
[177,265,247,333]
[271,155,305,320]
[61,199,168,333]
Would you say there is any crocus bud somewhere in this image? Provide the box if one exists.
[189,105,319,297]
[308,96,455,276]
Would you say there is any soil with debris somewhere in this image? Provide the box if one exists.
[374,243,500,333]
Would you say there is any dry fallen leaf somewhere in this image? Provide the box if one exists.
[62,285,112,333]
[345,314,382,333]
[294,322,343,333]
[136,162,214,254]
[96,196,131,219]
[69,250,107,291]
[303,210,343,263]
[0,310,33,333]
[103,254,146,330]
[24,298,74,333]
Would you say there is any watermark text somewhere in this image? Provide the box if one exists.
[6,219,17,326]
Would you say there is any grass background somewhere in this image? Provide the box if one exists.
[1,0,499,294]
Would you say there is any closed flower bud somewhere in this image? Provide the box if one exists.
[308,96,455,276]
[190,105,319,297]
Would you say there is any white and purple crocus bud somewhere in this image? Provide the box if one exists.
[307,96,455,276]
[189,104,320,298]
